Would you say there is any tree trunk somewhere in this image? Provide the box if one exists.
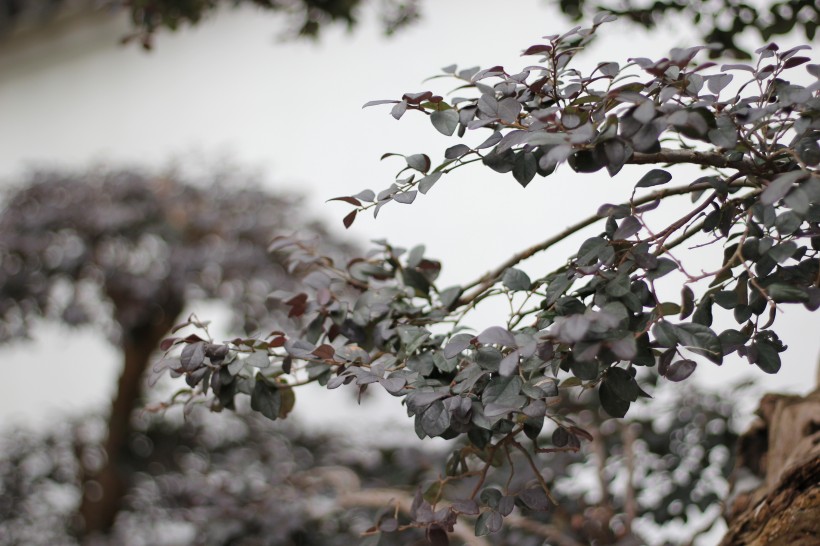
[78,298,182,539]
[720,388,820,546]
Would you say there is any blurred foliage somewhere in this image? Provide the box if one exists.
[0,169,349,341]
[0,380,744,545]
[115,0,816,58]
[556,0,818,59]
[120,0,421,48]
[0,168,354,536]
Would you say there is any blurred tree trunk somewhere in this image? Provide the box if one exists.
[721,387,820,546]
[78,292,183,539]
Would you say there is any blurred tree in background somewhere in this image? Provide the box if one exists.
[0,170,350,537]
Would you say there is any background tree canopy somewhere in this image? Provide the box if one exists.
[110,0,817,58]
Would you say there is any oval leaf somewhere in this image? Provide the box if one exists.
[636,168,672,188]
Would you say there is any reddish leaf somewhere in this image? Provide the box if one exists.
[328,196,361,206]
[783,56,810,69]
[343,209,357,229]
[312,344,336,360]
[160,337,179,351]
[522,44,551,56]
[402,91,433,104]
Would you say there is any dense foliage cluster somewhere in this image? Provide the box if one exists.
[156,16,818,541]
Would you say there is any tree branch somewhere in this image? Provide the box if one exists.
[457,178,756,305]
[629,149,760,175]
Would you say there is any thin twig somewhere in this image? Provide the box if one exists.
[511,440,558,504]
[622,422,637,534]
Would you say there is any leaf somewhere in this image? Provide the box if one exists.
[498,97,522,124]
[379,376,407,394]
[475,510,503,536]
[518,488,551,511]
[522,44,551,56]
[675,323,723,364]
[658,348,675,376]
[605,366,639,401]
[646,258,677,280]
[180,341,206,371]
[251,376,281,421]
[444,144,471,159]
[599,381,630,418]
[652,321,679,348]
[392,190,417,204]
[342,209,357,229]
[476,131,503,149]
[439,286,462,309]
[431,109,460,136]
[577,236,608,264]
[398,325,431,355]
[406,154,431,173]
[421,400,451,436]
[680,286,695,319]
[665,359,697,381]
[636,168,672,188]
[498,495,515,516]
[362,99,399,108]
[502,268,532,291]
[767,283,809,303]
[312,344,335,360]
[633,100,656,123]
[499,350,520,377]
[480,488,503,508]
[513,151,537,187]
[613,216,641,240]
[707,73,733,94]
[391,100,408,119]
[402,91,433,104]
[328,196,362,206]
[752,340,781,373]
[378,517,398,532]
[478,94,521,123]
[477,326,518,347]
[482,375,524,408]
[444,333,475,359]
[761,171,805,205]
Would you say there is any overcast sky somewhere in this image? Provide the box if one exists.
[0,1,816,441]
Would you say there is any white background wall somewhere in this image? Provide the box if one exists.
[0,1,816,441]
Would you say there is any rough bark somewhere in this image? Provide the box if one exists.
[78,296,183,539]
[720,388,820,546]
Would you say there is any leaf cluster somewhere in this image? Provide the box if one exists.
[158,17,818,542]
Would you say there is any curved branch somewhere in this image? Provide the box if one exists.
[630,149,760,175]
[457,179,756,305]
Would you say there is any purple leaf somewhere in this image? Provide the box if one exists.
[477,326,517,347]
